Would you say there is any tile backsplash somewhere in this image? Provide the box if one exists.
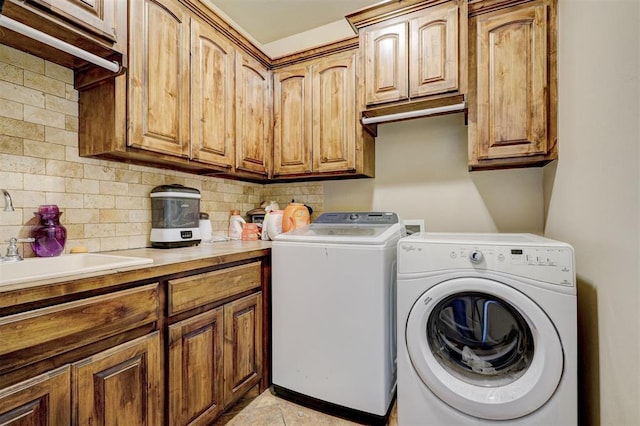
[0,45,323,256]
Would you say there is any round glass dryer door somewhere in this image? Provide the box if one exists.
[405,277,564,420]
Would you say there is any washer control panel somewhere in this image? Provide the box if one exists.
[399,241,575,287]
[314,212,399,225]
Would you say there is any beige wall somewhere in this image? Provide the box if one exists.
[544,1,640,424]
[0,45,322,254]
[323,115,545,232]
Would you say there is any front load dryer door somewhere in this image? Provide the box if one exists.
[405,277,563,420]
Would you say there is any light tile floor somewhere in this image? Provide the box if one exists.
[217,387,398,425]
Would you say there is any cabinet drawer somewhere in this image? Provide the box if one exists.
[168,262,262,315]
[0,284,158,363]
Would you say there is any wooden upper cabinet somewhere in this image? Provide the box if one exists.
[235,53,272,177]
[409,2,459,98]
[364,21,409,105]
[468,0,557,169]
[26,0,118,42]
[359,0,464,107]
[191,19,235,169]
[312,51,357,173]
[273,65,313,176]
[272,48,370,178]
[129,0,190,158]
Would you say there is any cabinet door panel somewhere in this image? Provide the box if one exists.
[31,0,118,41]
[223,292,262,407]
[409,2,459,97]
[169,308,224,426]
[0,366,70,426]
[476,2,548,159]
[191,20,235,168]
[312,51,357,173]
[273,66,312,176]
[129,0,190,157]
[235,54,271,176]
[364,21,408,105]
[72,332,161,426]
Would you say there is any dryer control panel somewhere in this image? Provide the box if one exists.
[398,240,575,287]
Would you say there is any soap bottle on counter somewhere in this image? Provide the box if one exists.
[228,210,245,240]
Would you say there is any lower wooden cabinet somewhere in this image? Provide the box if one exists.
[0,365,71,426]
[223,292,263,407]
[0,332,161,426]
[0,255,269,426]
[168,292,263,426]
[72,332,162,426]
[168,307,225,425]
[166,260,266,425]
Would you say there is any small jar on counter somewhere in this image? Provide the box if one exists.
[241,223,259,241]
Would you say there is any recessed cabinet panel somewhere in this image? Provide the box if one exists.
[312,52,357,173]
[410,2,459,97]
[235,54,272,176]
[273,67,313,175]
[191,20,235,168]
[169,309,224,425]
[364,21,408,105]
[223,292,263,407]
[72,332,162,426]
[129,0,190,157]
[0,366,70,426]
[476,2,548,160]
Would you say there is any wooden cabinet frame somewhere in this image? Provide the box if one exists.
[467,0,557,170]
[0,252,271,426]
[272,43,374,180]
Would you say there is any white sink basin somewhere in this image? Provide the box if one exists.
[0,253,154,287]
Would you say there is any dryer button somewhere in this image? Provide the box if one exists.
[469,250,483,264]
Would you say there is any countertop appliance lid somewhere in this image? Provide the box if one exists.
[151,183,200,198]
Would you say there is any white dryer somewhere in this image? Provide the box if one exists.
[272,212,404,424]
[397,233,577,425]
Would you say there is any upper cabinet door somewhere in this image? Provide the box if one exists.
[235,53,272,177]
[409,1,459,98]
[129,0,190,158]
[475,1,549,160]
[27,0,118,42]
[364,21,409,105]
[273,65,313,176]
[191,19,235,169]
[312,51,357,173]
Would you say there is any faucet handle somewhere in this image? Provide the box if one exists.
[3,237,35,262]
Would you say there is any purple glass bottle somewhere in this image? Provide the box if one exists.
[31,205,67,257]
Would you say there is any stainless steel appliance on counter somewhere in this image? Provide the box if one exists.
[150,184,201,248]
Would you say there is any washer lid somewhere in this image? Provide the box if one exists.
[274,212,403,244]
[406,277,564,420]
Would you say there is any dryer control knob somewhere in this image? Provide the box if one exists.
[470,250,484,264]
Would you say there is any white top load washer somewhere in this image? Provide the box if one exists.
[272,212,404,422]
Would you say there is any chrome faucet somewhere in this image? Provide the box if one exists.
[1,189,14,212]
[2,237,34,262]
